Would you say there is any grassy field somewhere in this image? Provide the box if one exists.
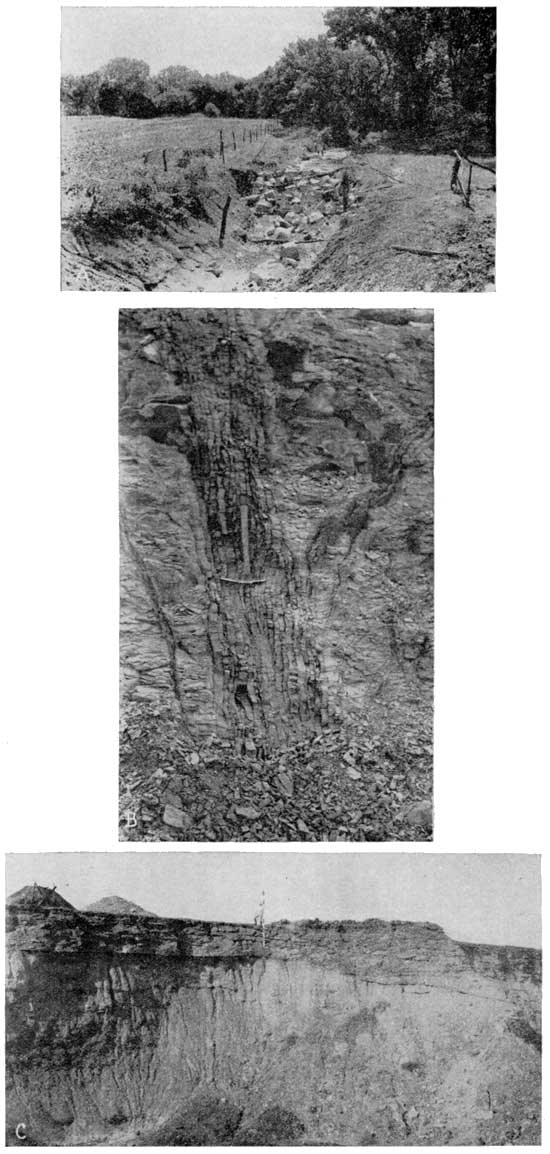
[61,113,277,235]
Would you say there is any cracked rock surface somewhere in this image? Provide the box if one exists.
[6,888,541,1146]
[119,309,433,840]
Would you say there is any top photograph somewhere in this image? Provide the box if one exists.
[61,6,496,292]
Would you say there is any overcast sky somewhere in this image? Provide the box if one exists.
[61,7,327,79]
[5,853,541,948]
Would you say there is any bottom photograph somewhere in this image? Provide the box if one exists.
[5,853,541,1147]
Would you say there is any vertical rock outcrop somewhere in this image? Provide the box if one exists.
[120,309,433,759]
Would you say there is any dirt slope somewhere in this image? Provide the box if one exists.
[119,309,433,841]
[6,900,541,1146]
[300,153,496,292]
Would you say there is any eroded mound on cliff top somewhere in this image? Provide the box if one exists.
[6,890,541,1146]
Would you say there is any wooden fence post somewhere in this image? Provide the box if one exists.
[341,169,350,211]
[219,195,231,247]
[466,162,473,206]
[450,156,460,192]
[232,130,237,152]
[162,149,167,172]
[452,150,477,209]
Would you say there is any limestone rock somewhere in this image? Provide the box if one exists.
[274,226,292,241]
[163,803,189,829]
[281,242,301,260]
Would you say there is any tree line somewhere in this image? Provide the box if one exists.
[61,7,496,152]
[61,58,259,121]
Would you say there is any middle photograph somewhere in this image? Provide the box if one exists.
[119,308,433,842]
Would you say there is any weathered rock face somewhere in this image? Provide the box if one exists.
[120,309,433,753]
[6,896,541,1146]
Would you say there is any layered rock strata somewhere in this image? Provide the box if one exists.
[120,308,433,759]
[6,889,540,1145]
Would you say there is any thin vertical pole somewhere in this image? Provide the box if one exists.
[219,195,231,247]
[240,502,250,577]
[466,162,473,206]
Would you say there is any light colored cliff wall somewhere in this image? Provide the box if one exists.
[6,914,541,1146]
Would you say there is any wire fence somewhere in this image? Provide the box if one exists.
[451,149,496,209]
[141,120,279,174]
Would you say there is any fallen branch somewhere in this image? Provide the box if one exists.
[252,236,324,246]
[392,245,460,258]
[462,153,496,175]
[364,160,404,184]
[364,181,397,192]
[219,576,266,586]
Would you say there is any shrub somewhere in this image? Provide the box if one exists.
[140,1097,243,1145]
[126,92,158,119]
[204,101,221,118]
[240,1106,305,1145]
[98,83,125,116]
[66,156,212,240]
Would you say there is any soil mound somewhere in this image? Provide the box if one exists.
[84,896,157,917]
[7,885,75,912]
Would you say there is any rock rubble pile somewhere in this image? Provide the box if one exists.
[244,149,356,284]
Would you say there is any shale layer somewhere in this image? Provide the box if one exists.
[119,309,433,839]
[6,889,541,1146]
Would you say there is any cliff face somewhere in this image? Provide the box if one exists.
[119,309,433,840]
[6,903,541,1146]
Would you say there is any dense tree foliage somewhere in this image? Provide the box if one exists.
[257,7,496,149]
[321,6,496,147]
[61,56,249,120]
[256,37,389,144]
[61,8,495,152]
